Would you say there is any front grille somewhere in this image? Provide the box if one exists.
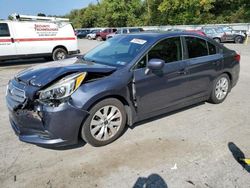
[7,82,26,103]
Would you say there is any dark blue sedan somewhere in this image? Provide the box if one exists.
[6,32,240,147]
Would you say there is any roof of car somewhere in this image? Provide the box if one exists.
[123,31,206,39]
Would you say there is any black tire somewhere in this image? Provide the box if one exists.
[235,36,243,44]
[87,36,92,40]
[208,74,231,104]
[81,98,127,147]
[96,36,103,41]
[52,48,67,61]
[213,38,221,43]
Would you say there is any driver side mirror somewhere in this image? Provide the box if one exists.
[145,59,165,75]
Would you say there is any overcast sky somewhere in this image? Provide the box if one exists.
[0,0,96,19]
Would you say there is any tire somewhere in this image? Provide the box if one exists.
[81,98,127,147]
[208,74,231,104]
[213,38,221,43]
[96,36,103,41]
[87,36,92,40]
[235,36,243,44]
[52,48,67,61]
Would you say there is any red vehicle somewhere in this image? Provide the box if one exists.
[186,29,206,36]
[96,28,117,41]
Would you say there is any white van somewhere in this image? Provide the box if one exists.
[0,14,79,61]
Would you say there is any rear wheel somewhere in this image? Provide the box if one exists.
[209,74,230,104]
[87,36,92,40]
[235,36,243,44]
[81,98,127,147]
[52,48,67,61]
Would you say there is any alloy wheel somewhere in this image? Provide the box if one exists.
[215,77,229,100]
[90,105,122,141]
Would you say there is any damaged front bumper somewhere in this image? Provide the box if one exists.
[6,80,89,147]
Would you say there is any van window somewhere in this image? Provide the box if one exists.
[185,37,208,58]
[148,37,182,63]
[0,23,10,37]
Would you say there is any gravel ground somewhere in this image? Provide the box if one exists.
[0,39,250,188]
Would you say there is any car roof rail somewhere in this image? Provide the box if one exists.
[11,13,69,22]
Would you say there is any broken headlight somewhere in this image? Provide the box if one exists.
[39,72,86,100]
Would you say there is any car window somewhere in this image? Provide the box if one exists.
[123,29,128,34]
[148,37,182,63]
[185,37,208,58]
[117,29,122,34]
[204,28,215,34]
[129,28,140,33]
[207,42,217,55]
[215,28,224,33]
[0,23,10,37]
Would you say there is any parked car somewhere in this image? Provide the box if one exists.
[6,32,240,147]
[86,29,101,40]
[202,26,245,43]
[95,28,117,41]
[76,29,91,39]
[219,26,246,43]
[106,28,143,39]
[186,29,206,36]
[201,27,226,43]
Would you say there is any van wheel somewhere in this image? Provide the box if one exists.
[81,98,127,147]
[52,48,67,61]
[209,74,230,104]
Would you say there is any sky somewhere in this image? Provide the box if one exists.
[0,0,96,19]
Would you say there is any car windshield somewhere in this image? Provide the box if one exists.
[83,35,148,67]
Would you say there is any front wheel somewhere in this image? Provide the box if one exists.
[96,36,103,41]
[81,98,127,147]
[52,48,67,61]
[209,74,230,104]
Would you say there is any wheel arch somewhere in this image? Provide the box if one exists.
[86,95,135,126]
[52,45,68,54]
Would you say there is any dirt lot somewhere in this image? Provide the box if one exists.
[0,39,250,188]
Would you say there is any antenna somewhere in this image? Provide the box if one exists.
[11,13,69,22]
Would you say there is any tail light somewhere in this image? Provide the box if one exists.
[234,53,240,62]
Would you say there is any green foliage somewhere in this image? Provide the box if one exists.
[65,0,250,28]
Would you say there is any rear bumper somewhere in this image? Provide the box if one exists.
[8,99,89,147]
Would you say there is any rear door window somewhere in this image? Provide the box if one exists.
[0,23,10,37]
[185,37,208,58]
[207,42,217,55]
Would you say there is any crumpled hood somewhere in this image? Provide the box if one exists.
[15,57,117,87]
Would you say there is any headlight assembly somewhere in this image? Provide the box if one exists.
[39,72,86,100]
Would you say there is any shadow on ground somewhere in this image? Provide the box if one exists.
[38,140,87,151]
[131,102,205,129]
[133,174,168,188]
[228,142,250,172]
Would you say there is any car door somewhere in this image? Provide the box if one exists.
[133,37,189,116]
[0,22,17,58]
[183,36,223,98]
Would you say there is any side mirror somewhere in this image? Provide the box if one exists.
[145,59,165,75]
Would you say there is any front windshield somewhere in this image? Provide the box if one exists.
[84,35,148,67]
